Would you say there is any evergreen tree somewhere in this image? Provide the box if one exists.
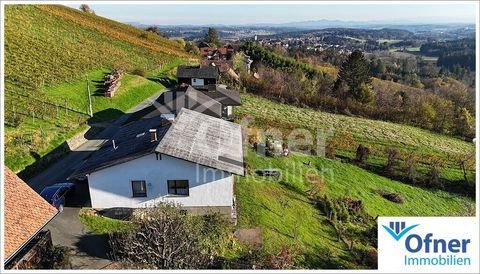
[204,27,220,47]
[334,50,373,103]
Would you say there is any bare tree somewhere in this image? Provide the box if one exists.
[355,144,370,164]
[109,204,228,269]
[404,153,418,184]
[79,4,95,14]
[384,147,400,173]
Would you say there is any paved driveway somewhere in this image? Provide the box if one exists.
[46,208,112,269]
[44,182,112,269]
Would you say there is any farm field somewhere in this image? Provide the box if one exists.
[376,39,402,44]
[235,94,474,157]
[4,5,193,174]
[235,94,475,187]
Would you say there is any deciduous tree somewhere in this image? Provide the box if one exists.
[79,4,95,14]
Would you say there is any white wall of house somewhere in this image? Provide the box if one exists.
[191,78,204,86]
[87,153,233,209]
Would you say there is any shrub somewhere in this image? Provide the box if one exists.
[325,142,337,159]
[376,189,404,204]
[261,246,295,269]
[384,147,400,173]
[247,126,261,147]
[427,161,443,189]
[352,245,377,269]
[109,203,230,269]
[355,144,370,164]
[40,245,72,269]
[404,153,418,184]
[131,68,145,77]
[185,41,200,55]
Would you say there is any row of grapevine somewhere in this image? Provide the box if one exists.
[5,5,185,89]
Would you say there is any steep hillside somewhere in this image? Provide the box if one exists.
[235,95,474,268]
[235,94,475,193]
[236,94,472,156]
[236,149,474,268]
[4,5,193,173]
[4,5,189,91]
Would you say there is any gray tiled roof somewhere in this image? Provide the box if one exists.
[157,108,244,175]
[177,65,219,79]
[123,87,222,125]
[72,109,244,177]
[72,117,171,176]
[198,85,242,106]
[184,86,223,117]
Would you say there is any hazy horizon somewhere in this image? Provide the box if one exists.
[66,3,476,26]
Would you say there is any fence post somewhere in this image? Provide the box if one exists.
[87,76,93,117]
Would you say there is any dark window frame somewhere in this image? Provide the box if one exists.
[167,180,189,196]
[131,180,147,198]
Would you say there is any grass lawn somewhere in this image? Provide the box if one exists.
[46,69,166,122]
[235,149,474,268]
[5,64,181,173]
[79,209,134,235]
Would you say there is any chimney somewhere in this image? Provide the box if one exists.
[112,139,118,150]
[149,129,157,142]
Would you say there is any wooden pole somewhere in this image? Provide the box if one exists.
[87,75,93,117]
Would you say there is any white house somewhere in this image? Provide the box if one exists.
[72,108,244,215]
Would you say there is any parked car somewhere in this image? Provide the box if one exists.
[40,182,76,212]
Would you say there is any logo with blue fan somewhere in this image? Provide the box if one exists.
[382,221,419,241]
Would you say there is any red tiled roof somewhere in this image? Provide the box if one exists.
[200,47,215,56]
[3,167,58,261]
[216,47,228,55]
[200,60,232,73]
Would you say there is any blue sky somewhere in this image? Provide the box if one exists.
[66,3,476,25]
